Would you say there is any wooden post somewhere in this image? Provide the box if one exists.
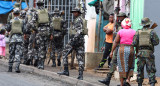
[97,1,102,52]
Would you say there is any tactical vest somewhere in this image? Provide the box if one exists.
[11,19,23,35]
[52,17,62,31]
[138,29,153,48]
[37,9,49,24]
[81,18,88,35]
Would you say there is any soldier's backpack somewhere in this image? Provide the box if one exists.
[138,29,153,48]
[81,17,88,35]
[52,17,62,31]
[11,18,23,35]
[37,9,49,24]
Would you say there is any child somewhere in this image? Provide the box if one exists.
[0,29,6,59]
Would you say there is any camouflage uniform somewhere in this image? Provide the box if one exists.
[6,8,25,73]
[25,8,38,66]
[19,10,30,64]
[29,0,52,69]
[58,7,86,80]
[133,18,159,86]
[50,9,67,67]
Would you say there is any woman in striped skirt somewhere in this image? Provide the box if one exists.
[110,18,136,86]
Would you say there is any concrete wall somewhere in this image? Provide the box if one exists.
[144,0,160,77]
[85,0,97,52]
[85,52,108,69]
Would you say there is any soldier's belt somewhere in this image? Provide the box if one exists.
[138,50,153,57]
[138,49,152,52]
[139,47,152,50]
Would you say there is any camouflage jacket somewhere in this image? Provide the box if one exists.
[132,28,159,57]
[70,16,84,46]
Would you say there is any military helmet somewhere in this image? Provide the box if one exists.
[71,7,82,14]
[140,17,152,26]
[117,12,127,17]
[53,8,60,14]
[13,8,20,14]
[36,0,44,6]
[20,10,26,18]
[14,2,20,8]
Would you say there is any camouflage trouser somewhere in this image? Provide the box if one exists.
[137,54,157,84]
[62,44,84,72]
[23,34,30,61]
[9,43,23,67]
[108,46,118,75]
[28,32,38,60]
[50,37,63,61]
[36,33,48,60]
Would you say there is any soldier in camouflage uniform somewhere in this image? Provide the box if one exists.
[19,10,30,64]
[25,8,38,66]
[49,9,67,67]
[99,12,127,85]
[7,2,21,24]
[27,0,53,69]
[58,7,87,80]
[6,8,25,73]
[133,18,159,86]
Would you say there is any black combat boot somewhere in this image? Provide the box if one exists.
[57,59,61,66]
[15,64,20,73]
[57,66,69,76]
[150,83,155,86]
[51,59,56,67]
[34,59,38,67]
[77,70,83,80]
[41,59,44,69]
[26,59,31,65]
[8,66,12,72]
[138,83,142,86]
[98,73,112,85]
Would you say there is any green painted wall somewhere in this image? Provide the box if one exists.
[130,0,144,72]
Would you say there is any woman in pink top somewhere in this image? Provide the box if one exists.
[0,29,6,59]
[110,18,136,86]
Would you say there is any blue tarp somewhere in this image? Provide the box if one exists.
[0,1,27,14]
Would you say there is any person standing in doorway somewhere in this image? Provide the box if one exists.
[96,13,114,69]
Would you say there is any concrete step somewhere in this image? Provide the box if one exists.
[95,68,110,70]
[94,68,110,74]
[96,70,109,73]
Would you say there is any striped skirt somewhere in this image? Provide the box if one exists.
[117,44,135,78]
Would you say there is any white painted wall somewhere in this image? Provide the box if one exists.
[84,0,97,52]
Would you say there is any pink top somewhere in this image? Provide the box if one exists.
[118,28,136,45]
[0,34,6,47]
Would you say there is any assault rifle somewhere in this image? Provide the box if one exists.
[151,23,158,29]
[63,29,83,59]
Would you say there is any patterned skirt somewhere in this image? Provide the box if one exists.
[117,44,135,78]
